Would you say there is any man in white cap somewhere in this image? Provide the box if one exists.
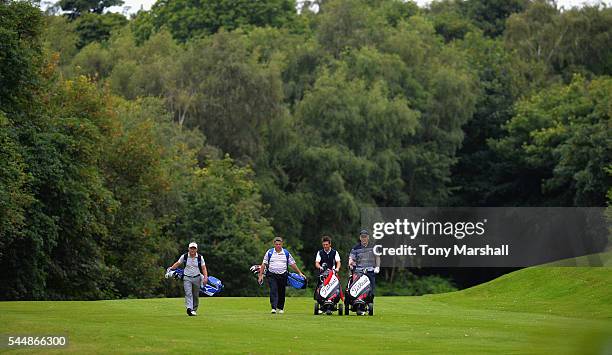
[169,242,208,316]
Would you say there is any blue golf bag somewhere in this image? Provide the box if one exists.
[200,276,224,296]
[287,272,307,289]
[166,268,223,296]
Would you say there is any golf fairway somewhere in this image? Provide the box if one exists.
[1,267,611,354]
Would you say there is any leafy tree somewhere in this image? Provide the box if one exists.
[428,0,477,42]
[239,27,326,110]
[380,16,478,205]
[2,2,204,300]
[1,72,119,300]
[0,0,44,115]
[316,0,387,57]
[491,75,612,206]
[450,31,522,206]
[101,97,204,298]
[460,0,528,37]
[69,41,113,78]
[42,15,78,67]
[374,0,419,28]
[556,5,612,77]
[0,0,49,300]
[106,29,284,161]
[107,29,180,100]
[504,1,612,81]
[259,66,420,257]
[130,9,154,45]
[428,0,527,39]
[0,112,31,264]
[58,0,123,20]
[174,157,275,296]
[178,31,285,160]
[74,13,127,48]
[136,0,298,42]
[40,75,120,300]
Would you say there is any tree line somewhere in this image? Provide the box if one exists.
[1,0,610,300]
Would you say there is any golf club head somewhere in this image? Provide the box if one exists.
[250,265,261,274]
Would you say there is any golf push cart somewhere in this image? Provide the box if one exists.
[344,266,374,316]
[313,263,344,315]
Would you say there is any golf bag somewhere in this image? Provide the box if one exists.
[165,268,224,296]
[165,267,184,280]
[200,276,224,296]
[314,264,344,315]
[249,265,307,289]
[344,267,374,316]
[288,273,307,289]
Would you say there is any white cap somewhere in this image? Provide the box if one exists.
[188,242,198,249]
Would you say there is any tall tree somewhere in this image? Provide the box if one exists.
[180,31,285,161]
[74,13,127,48]
[134,0,297,42]
[490,75,612,206]
[461,0,528,37]
[58,0,123,19]
[504,1,612,81]
[450,31,523,206]
[174,157,275,296]
[259,65,420,257]
[316,0,386,57]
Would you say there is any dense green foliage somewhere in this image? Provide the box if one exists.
[491,75,612,206]
[134,0,298,43]
[58,0,123,19]
[74,13,128,49]
[1,0,610,300]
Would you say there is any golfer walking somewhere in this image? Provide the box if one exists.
[169,242,208,316]
[258,237,305,314]
[314,235,341,298]
[348,229,380,296]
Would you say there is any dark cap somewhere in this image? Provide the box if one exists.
[359,229,369,236]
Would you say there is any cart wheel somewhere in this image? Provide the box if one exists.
[368,302,374,316]
[314,302,319,315]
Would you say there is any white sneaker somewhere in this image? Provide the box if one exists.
[192,311,197,316]
[271,309,276,314]
[278,309,284,314]
[318,310,323,314]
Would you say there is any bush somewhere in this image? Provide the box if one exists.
[377,270,457,296]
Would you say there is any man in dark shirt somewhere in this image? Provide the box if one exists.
[314,235,341,301]
[348,229,380,295]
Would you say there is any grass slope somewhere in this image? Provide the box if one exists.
[432,267,612,319]
[1,267,610,354]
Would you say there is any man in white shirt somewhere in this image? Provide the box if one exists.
[169,242,208,316]
[257,236,305,314]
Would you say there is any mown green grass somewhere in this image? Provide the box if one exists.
[1,267,611,354]
[433,267,612,319]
